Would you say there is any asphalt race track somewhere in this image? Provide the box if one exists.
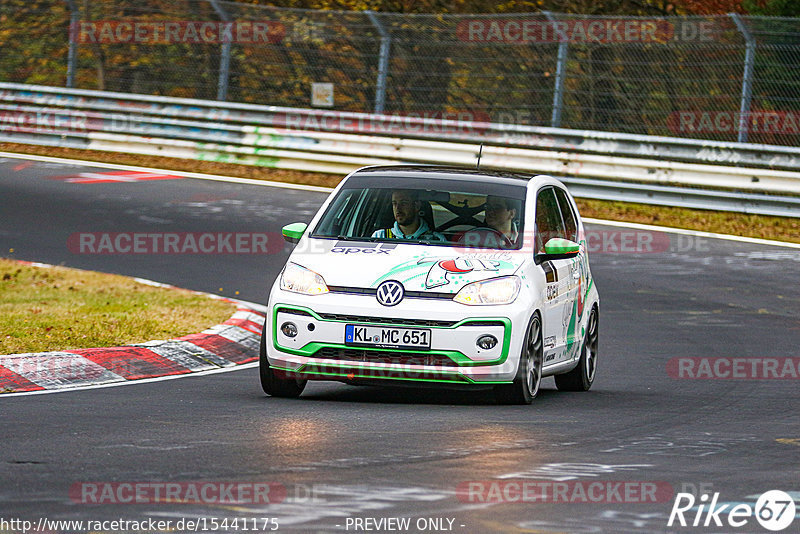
[1,155,798,534]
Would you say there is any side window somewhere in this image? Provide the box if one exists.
[535,187,567,252]
[554,187,578,242]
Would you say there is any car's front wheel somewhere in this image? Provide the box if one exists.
[259,322,307,398]
[494,313,543,405]
[555,305,598,392]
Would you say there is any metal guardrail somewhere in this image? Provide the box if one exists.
[1,83,799,217]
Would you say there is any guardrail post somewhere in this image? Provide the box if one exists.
[544,12,568,128]
[366,11,391,114]
[730,13,756,144]
[208,0,232,101]
[64,0,79,88]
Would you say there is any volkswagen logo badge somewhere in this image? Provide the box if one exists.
[376,280,404,306]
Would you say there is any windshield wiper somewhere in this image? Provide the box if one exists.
[319,235,444,246]
[335,235,381,242]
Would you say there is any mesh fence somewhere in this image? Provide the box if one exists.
[1,0,799,146]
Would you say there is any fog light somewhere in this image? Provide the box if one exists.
[281,322,298,338]
[476,335,498,350]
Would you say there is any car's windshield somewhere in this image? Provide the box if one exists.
[311,178,526,250]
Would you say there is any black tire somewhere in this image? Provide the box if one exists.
[259,321,306,398]
[494,313,543,405]
[555,306,598,392]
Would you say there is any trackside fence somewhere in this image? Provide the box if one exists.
[4,3,799,147]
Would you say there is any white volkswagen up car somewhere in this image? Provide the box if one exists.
[261,166,599,404]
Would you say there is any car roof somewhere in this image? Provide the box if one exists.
[350,165,543,188]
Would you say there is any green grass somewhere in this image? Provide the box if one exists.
[0,259,236,354]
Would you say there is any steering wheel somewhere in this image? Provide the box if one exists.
[460,227,509,248]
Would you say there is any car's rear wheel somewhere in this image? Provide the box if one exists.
[259,322,306,398]
[494,313,542,405]
[555,305,598,392]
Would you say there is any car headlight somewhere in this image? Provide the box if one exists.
[453,276,521,306]
[280,262,329,295]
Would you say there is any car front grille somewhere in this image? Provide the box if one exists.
[328,286,453,300]
[311,347,459,367]
[276,308,313,317]
[317,313,458,328]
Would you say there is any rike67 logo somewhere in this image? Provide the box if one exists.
[668,490,796,531]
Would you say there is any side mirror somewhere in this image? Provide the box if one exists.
[282,222,308,244]
[537,238,580,262]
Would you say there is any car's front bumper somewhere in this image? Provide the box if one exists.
[266,289,531,385]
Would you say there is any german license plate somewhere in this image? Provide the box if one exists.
[344,324,431,350]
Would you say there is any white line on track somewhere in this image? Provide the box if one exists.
[0,362,258,398]
[0,151,334,193]
[582,217,800,249]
